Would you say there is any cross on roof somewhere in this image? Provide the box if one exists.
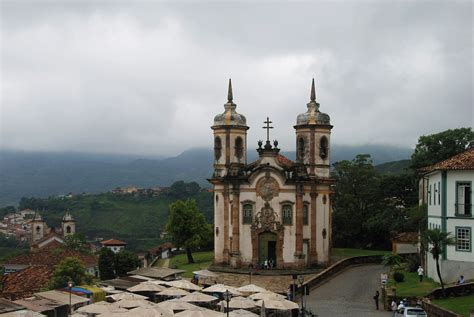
[262,117,273,141]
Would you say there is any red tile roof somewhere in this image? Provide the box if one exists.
[276,154,293,168]
[392,232,418,243]
[1,266,54,300]
[4,249,97,267]
[100,239,127,246]
[422,148,474,173]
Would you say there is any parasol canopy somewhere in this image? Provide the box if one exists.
[128,281,167,293]
[236,284,267,294]
[76,301,128,314]
[255,299,299,310]
[158,287,190,297]
[110,292,149,301]
[128,306,175,317]
[229,309,259,317]
[157,299,202,312]
[202,284,242,296]
[218,296,257,309]
[174,308,224,317]
[114,299,155,309]
[180,292,219,303]
[192,270,219,278]
[248,291,286,301]
[164,280,203,291]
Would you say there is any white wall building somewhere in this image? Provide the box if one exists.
[422,148,474,283]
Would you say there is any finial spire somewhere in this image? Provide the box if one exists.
[310,78,316,102]
[227,78,233,102]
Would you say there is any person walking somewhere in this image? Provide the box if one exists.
[373,290,380,310]
[391,299,397,316]
[417,266,424,282]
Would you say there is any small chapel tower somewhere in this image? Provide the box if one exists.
[62,211,76,237]
[31,212,45,242]
[295,78,332,178]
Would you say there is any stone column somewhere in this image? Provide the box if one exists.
[230,186,241,267]
[310,189,318,264]
[223,185,230,264]
[294,183,304,267]
[309,127,316,176]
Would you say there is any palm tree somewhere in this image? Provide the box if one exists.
[421,228,454,296]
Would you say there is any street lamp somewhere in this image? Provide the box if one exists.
[223,289,232,317]
[298,275,305,317]
[68,280,73,316]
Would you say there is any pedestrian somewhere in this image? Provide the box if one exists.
[391,299,397,316]
[417,266,424,282]
[457,275,465,285]
[269,258,274,269]
[287,286,292,301]
[264,259,268,270]
[373,290,379,310]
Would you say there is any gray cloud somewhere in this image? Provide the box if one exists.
[1,1,472,156]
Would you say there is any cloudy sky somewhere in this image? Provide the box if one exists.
[1,1,472,156]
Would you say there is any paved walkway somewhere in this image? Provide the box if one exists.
[306,264,392,317]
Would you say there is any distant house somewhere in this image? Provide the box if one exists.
[391,232,418,254]
[419,148,474,283]
[100,238,127,253]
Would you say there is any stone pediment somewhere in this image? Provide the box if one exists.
[251,202,283,232]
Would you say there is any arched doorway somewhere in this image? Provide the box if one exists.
[259,232,277,266]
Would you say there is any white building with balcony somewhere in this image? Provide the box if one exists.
[421,148,473,283]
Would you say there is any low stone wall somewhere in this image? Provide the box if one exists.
[301,255,384,293]
[422,299,462,317]
[428,282,474,299]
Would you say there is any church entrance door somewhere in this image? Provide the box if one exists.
[259,232,277,266]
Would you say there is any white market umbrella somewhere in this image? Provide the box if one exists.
[249,291,285,301]
[165,280,203,291]
[128,281,167,292]
[237,284,267,294]
[203,284,242,296]
[174,308,224,317]
[218,296,257,309]
[158,287,190,297]
[110,292,149,301]
[157,299,201,312]
[230,309,259,317]
[180,292,219,303]
[76,302,128,314]
[255,299,299,310]
[114,299,154,309]
[129,306,175,317]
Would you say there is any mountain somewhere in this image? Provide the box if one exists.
[375,159,412,175]
[0,144,413,206]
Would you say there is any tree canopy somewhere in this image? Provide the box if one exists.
[48,257,92,289]
[98,248,116,280]
[114,250,141,277]
[411,128,473,170]
[166,199,212,263]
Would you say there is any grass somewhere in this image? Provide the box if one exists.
[332,248,391,258]
[168,251,214,278]
[433,294,474,317]
[387,268,439,297]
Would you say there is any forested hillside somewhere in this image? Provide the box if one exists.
[0,144,412,206]
[16,181,213,251]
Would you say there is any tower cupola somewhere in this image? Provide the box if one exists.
[296,78,331,126]
[213,79,247,127]
[62,211,76,237]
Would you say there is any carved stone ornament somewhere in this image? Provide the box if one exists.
[256,173,279,201]
[251,202,283,232]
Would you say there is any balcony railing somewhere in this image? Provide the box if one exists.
[455,203,472,216]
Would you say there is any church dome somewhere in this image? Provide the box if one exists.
[213,79,247,127]
[296,79,331,126]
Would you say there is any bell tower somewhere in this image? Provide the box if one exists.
[62,211,76,237]
[211,79,249,178]
[31,212,45,242]
[294,78,332,178]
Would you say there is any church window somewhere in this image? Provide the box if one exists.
[243,204,253,224]
[297,137,305,161]
[282,205,293,225]
[322,195,327,205]
[320,136,328,159]
[36,226,41,233]
[303,204,309,225]
[235,137,243,159]
[455,182,472,216]
[428,185,432,205]
[434,183,437,205]
[66,226,71,234]
[214,137,222,161]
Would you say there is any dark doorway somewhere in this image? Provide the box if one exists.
[259,232,277,267]
[268,241,276,265]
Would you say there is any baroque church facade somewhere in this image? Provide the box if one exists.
[29,211,76,250]
[209,79,334,269]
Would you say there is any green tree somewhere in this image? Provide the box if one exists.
[98,248,116,280]
[114,250,140,277]
[64,233,90,254]
[421,229,455,296]
[166,199,212,263]
[411,128,473,170]
[382,253,403,270]
[48,257,92,289]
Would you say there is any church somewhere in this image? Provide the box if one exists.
[209,79,334,269]
[29,211,76,251]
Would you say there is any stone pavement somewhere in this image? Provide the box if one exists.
[305,264,392,317]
